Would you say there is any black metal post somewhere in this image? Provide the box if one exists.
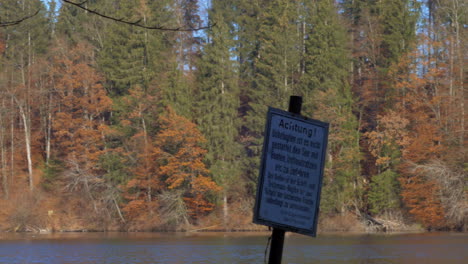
[268,96,302,264]
[288,96,302,115]
[268,228,286,264]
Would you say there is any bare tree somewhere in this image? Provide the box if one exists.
[63,159,125,223]
[158,190,189,229]
[409,160,467,230]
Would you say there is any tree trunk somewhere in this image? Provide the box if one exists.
[113,196,126,223]
[223,192,228,228]
[452,0,464,147]
[0,102,8,199]
[10,96,14,192]
[19,104,33,191]
[46,112,52,165]
[141,115,151,203]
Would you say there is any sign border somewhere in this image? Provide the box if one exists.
[253,107,329,237]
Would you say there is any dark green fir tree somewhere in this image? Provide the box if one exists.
[302,0,362,215]
[195,0,242,222]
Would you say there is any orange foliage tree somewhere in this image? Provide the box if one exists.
[50,41,111,171]
[388,51,446,228]
[121,105,221,228]
[365,112,410,171]
[156,107,221,221]
[48,40,115,218]
[364,111,410,215]
[119,85,162,226]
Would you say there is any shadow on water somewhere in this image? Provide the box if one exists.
[0,232,466,264]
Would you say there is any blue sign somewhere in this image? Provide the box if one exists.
[254,107,329,237]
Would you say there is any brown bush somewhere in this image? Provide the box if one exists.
[319,213,365,232]
[7,192,46,232]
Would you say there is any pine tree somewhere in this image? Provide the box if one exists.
[367,169,400,215]
[378,0,419,70]
[253,0,302,108]
[301,0,362,215]
[49,41,112,173]
[219,0,261,192]
[302,0,350,109]
[55,0,87,42]
[98,0,149,96]
[159,67,194,118]
[144,0,199,118]
[115,84,161,193]
[236,0,303,191]
[195,0,242,223]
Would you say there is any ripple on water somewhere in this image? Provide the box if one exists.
[0,232,466,264]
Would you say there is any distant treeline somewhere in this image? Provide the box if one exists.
[0,0,465,232]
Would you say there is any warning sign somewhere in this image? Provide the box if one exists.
[253,107,329,237]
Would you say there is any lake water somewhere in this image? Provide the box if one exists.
[0,232,466,263]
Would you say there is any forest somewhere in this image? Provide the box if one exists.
[0,0,466,233]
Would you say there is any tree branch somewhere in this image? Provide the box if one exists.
[0,10,39,27]
[61,0,214,32]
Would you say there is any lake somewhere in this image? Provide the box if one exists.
[0,232,466,263]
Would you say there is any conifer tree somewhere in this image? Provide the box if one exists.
[253,0,302,109]
[195,0,242,222]
[55,0,87,42]
[228,0,265,192]
[159,67,194,118]
[98,0,149,96]
[236,0,303,191]
[301,0,362,215]
[147,0,199,118]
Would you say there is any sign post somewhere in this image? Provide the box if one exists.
[254,96,329,263]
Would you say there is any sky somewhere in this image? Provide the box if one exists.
[42,0,59,8]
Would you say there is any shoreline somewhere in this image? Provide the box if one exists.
[0,227,441,235]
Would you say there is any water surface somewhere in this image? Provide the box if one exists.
[0,232,466,263]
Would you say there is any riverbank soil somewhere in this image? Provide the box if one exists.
[0,173,420,233]
[0,192,260,232]
[1,190,422,233]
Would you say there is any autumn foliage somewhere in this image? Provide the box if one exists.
[121,107,221,229]
[50,41,112,168]
[373,51,456,229]
[0,0,465,232]
[156,108,221,219]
